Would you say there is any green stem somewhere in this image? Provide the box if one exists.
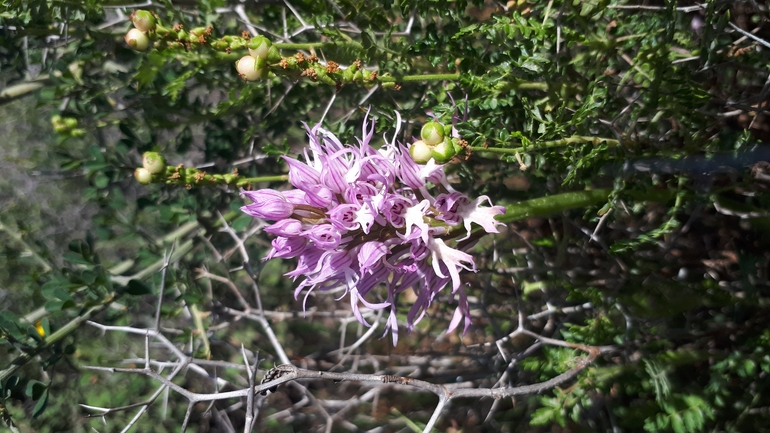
[496,187,675,223]
[190,304,211,359]
[0,222,52,272]
[235,175,288,186]
[379,73,460,83]
[0,75,52,105]
[274,41,363,51]
[0,299,113,383]
[498,188,613,223]
[510,81,549,91]
[471,136,619,155]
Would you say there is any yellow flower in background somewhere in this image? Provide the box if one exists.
[34,320,45,337]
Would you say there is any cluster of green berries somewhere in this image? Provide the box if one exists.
[134,152,240,188]
[410,121,469,164]
[235,40,381,89]
[134,152,167,184]
[124,9,388,89]
[124,10,215,52]
[51,115,86,138]
[234,36,281,81]
[124,11,156,51]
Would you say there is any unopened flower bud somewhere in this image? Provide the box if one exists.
[248,36,271,59]
[235,55,265,81]
[130,10,157,33]
[240,190,295,220]
[409,140,433,164]
[125,29,150,51]
[134,167,153,184]
[142,152,167,174]
[420,121,445,146]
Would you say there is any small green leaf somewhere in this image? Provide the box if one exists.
[40,317,50,337]
[671,413,685,433]
[32,389,49,418]
[25,380,47,400]
[62,252,92,266]
[44,299,74,312]
[94,173,110,189]
[125,279,152,296]
[3,376,20,398]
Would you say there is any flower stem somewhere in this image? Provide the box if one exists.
[497,187,675,223]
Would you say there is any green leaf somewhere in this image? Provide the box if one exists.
[62,252,92,266]
[0,311,23,340]
[25,380,47,400]
[125,279,153,296]
[32,389,49,418]
[44,299,74,312]
[134,50,166,88]
[670,413,685,433]
[39,317,50,337]
[94,173,110,189]
[3,376,20,398]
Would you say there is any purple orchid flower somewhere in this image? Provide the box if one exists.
[240,111,506,345]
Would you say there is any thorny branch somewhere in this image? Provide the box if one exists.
[83,318,604,432]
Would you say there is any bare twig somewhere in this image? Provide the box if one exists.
[154,242,177,331]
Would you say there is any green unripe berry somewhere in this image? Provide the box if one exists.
[125,29,150,51]
[142,152,167,174]
[63,117,78,129]
[430,137,457,163]
[420,121,445,146]
[134,168,153,184]
[71,129,87,138]
[130,10,157,33]
[248,36,272,59]
[409,140,433,164]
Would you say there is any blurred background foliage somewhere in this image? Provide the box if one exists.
[2,0,770,431]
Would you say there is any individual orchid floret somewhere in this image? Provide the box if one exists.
[456,195,507,240]
[240,111,506,344]
[241,189,295,220]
